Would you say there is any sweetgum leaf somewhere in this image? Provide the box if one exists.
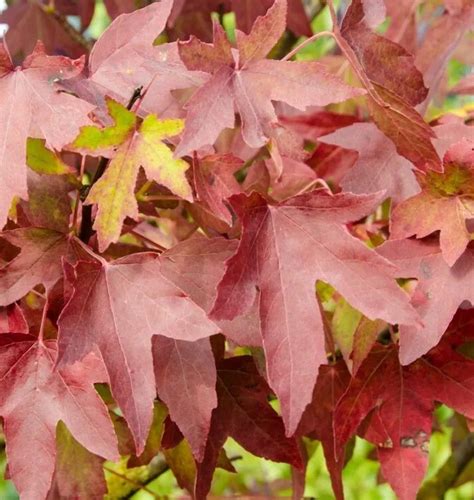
[298,361,351,500]
[176,0,364,156]
[320,122,420,205]
[0,229,87,307]
[160,235,261,347]
[89,1,205,115]
[26,139,71,175]
[0,305,28,334]
[195,355,303,499]
[0,1,88,60]
[72,98,192,251]
[0,335,118,500]
[334,0,441,171]
[192,154,243,224]
[57,251,220,453]
[153,336,217,461]
[378,239,474,365]
[22,172,75,233]
[47,422,108,500]
[334,326,474,500]
[211,190,418,435]
[415,3,474,109]
[391,139,474,266]
[231,0,311,37]
[0,41,93,228]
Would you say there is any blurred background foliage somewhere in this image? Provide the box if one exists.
[0,0,472,498]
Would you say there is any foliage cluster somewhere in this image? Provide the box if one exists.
[0,0,473,498]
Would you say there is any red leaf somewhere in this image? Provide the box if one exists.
[298,360,351,499]
[0,229,88,307]
[0,304,28,334]
[192,153,243,224]
[334,331,474,499]
[160,235,261,347]
[176,0,363,155]
[333,0,441,171]
[88,1,205,116]
[195,355,302,499]
[415,3,474,108]
[153,336,217,461]
[0,335,118,499]
[391,139,474,266]
[320,122,420,205]
[211,191,418,435]
[0,42,93,227]
[378,239,474,364]
[57,251,220,453]
[231,0,312,37]
[0,2,88,60]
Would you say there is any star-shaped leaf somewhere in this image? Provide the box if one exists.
[57,251,220,453]
[0,335,118,500]
[334,317,474,499]
[71,98,192,251]
[176,0,364,156]
[211,190,418,435]
[0,41,93,227]
[391,139,474,266]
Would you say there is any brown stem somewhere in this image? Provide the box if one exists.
[418,433,474,498]
[282,31,334,61]
[78,88,144,244]
[120,457,170,499]
[104,465,162,499]
[39,3,93,51]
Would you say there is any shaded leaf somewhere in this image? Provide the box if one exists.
[0,335,118,499]
[58,251,220,453]
[211,191,418,435]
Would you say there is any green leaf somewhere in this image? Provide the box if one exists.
[71,98,192,251]
[72,98,137,152]
[26,138,71,175]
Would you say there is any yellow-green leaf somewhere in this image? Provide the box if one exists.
[85,107,191,252]
[72,98,137,152]
[27,138,71,175]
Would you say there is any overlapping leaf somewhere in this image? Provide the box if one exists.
[0,334,118,500]
[57,251,220,453]
[320,122,419,205]
[71,98,192,251]
[334,317,474,499]
[195,355,303,499]
[391,139,474,266]
[0,229,88,307]
[298,361,351,499]
[378,239,474,364]
[333,0,441,171]
[88,1,205,115]
[0,41,93,228]
[211,190,418,435]
[176,0,364,156]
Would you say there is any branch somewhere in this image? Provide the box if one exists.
[39,3,93,51]
[78,87,144,244]
[120,457,169,499]
[418,433,474,498]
